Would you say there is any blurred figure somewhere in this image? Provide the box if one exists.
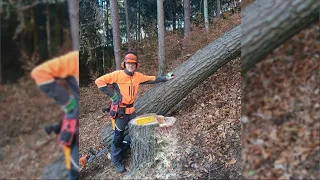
[31,51,79,180]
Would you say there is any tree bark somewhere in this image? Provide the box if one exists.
[67,0,79,50]
[241,0,320,74]
[204,0,209,32]
[129,118,158,170]
[136,25,240,115]
[183,0,190,37]
[217,0,221,18]
[157,0,165,76]
[110,0,122,70]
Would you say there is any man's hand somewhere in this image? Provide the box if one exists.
[111,92,122,105]
[63,96,78,119]
[45,121,62,135]
[165,72,174,80]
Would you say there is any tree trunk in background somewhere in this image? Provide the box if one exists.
[183,0,190,37]
[135,0,138,42]
[0,50,2,84]
[204,0,209,32]
[67,0,79,50]
[105,3,109,70]
[157,0,165,76]
[46,0,51,57]
[138,0,141,42]
[217,0,221,18]
[54,0,60,53]
[110,0,122,70]
[33,6,39,53]
[124,0,131,47]
[241,0,320,74]
[172,11,176,31]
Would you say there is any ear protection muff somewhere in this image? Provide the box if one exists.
[121,62,125,69]
[121,62,140,69]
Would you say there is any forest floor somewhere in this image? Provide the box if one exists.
[242,21,320,179]
[0,76,67,178]
[79,13,241,179]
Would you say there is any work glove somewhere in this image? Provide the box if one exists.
[111,92,122,105]
[165,72,174,80]
[62,96,78,119]
[102,106,111,113]
[44,120,62,135]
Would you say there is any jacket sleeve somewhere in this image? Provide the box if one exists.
[139,73,167,84]
[30,51,79,106]
[95,71,119,97]
[31,51,79,85]
[95,71,119,88]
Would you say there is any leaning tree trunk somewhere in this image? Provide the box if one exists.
[136,25,240,115]
[241,0,320,74]
[101,25,240,149]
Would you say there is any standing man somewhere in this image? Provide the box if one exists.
[95,52,174,173]
[31,51,79,180]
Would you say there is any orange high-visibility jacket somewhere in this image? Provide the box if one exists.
[95,70,157,114]
[31,51,79,85]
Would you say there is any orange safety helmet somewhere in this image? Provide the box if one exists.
[121,52,141,69]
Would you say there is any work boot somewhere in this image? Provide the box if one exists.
[113,162,125,173]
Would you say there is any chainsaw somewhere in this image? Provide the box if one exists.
[79,144,108,168]
[79,140,132,168]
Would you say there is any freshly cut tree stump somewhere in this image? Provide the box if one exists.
[129,113,176,170]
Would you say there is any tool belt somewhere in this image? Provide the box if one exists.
[59,116,77,147]
[109,103,133,119]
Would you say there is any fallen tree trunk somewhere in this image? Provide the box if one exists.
[241,0,320,74]
[135,25,241,115]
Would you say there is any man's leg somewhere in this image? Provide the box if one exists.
[121,113,136,153]
[111,115,131,173]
